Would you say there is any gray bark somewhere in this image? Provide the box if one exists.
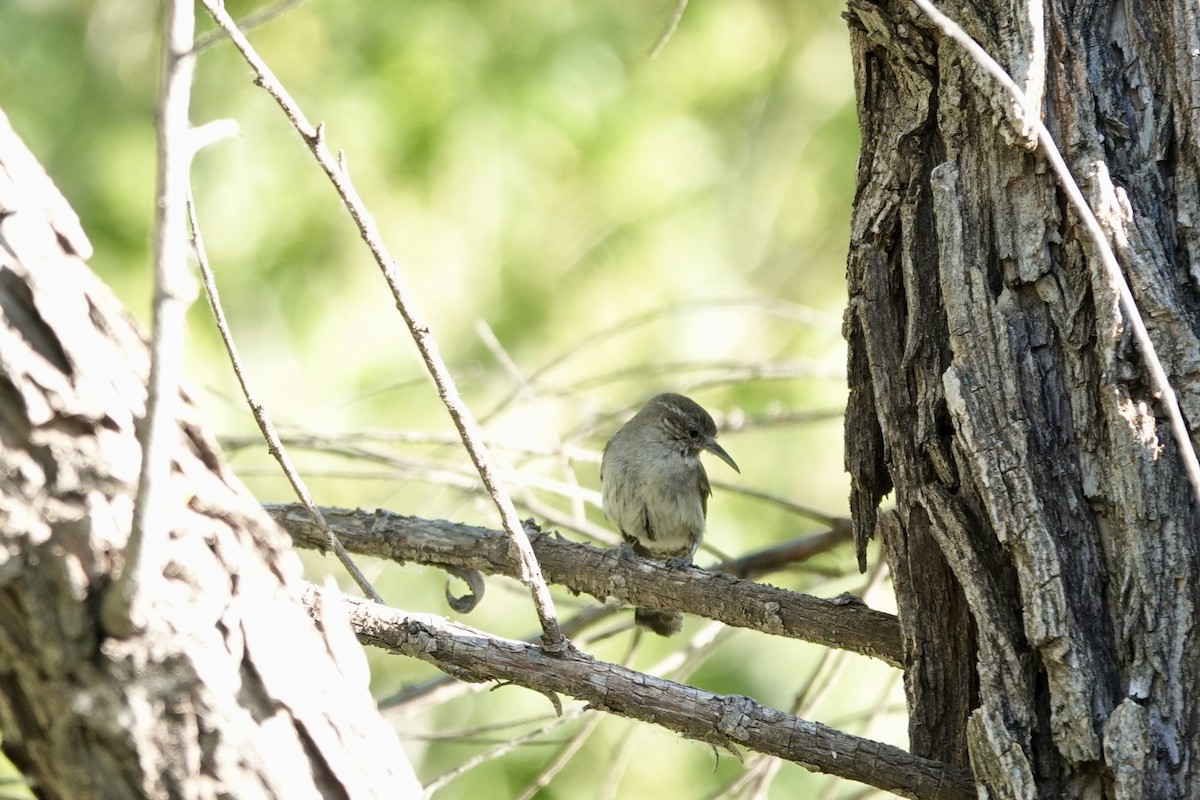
[267,503,905,666]
[0,107,418,799]
[303,586,976,800]
[844,1,1200,797]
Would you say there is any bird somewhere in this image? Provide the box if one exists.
[600,393,739,635]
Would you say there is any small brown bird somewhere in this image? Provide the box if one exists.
[600,393,739,635]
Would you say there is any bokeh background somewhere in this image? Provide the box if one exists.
[0,0,904,796]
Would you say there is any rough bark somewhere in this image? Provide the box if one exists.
[303,587,976,800]
[0,108,418,798]
[844,0,1200,797]
[267,503,905,666]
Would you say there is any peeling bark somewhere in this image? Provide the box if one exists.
[0,108,417,799]
[845,0,1200,796]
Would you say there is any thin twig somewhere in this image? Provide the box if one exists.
[192,0,309,53]
[712,482,846,528]
[649,0,691,59]
[422,706,591,798]
[913,0,1200,506]
[561,358,843,394]
[105,0,197,636]
[198,0,565,650]
[513,710,604,800]
[482,298,837,425]
[597,724,640,800]
[475,320,590,523]
[186,193,383,604]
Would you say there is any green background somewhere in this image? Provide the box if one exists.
[0,0,903,797]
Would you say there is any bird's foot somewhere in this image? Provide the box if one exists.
[662,556,693,570]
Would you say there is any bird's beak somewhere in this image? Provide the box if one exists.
[702,437,740,474]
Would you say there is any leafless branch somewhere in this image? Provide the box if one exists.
[187,193,382,603]
[422,706,591,798]
[302,587,974,800]
[649,0,691,59]
[107,0,197,636]
[197,0,564,649]
[267,504,903,666]
[193,0,309,53]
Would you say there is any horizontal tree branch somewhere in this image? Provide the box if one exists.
[267,503,904,666]
[302,587,973,800]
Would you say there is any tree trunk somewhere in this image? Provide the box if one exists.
[844,0,1200,796]
[0,108,418,799]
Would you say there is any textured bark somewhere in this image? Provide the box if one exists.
[268,503,905,666]
[304,587,976,800]
[845,0,1200,797]
[0,109,417,798]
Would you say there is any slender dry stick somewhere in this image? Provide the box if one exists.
[104,0,196,635]
[186,193,382,603]
[422,706,591,798]
[482,298,836,425]
[516,619,726,799]
[475,320,589,522]
[712,482,845,528]
[648,0,690,58]
[405,711,560,742]
[198,1,564,650]
[597,726,640,800]
[193,0,308,53]
[914,0,1200,506]
[513,710,604,800]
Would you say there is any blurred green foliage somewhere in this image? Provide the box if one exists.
[0,0,906,797]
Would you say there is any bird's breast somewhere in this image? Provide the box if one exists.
[601,449,706,559]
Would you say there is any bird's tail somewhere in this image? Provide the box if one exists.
[635,607,683,636]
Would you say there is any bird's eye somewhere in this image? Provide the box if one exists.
[688,425,701,439]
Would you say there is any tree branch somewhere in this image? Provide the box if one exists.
[267,504,904,667]
[187,193,382,604]
[302,587,973,800]
[197,0,566,652]
[109,0,197,637]
[0,105,418,798]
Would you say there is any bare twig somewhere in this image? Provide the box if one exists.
[512,710,604,800]
[713,483,847,528]
[422,706,592,798]
[561,358,843,394]
[649,0,691,59]
[105,0,197,636]
[192,0,309,53]
[482,298,838,425]
[913,0,1200,506]
[303,587,975,800]
[720,525,852,579]
[186,193,382,603]
[475,320,590,522]
[198,0,564,650]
